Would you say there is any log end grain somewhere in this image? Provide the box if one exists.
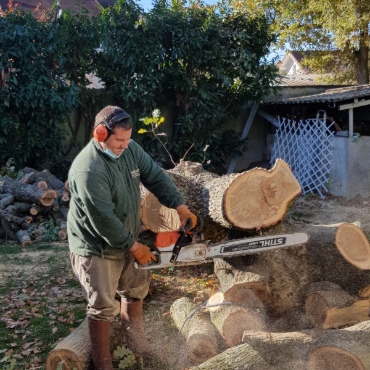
[222,309,264,347]
[307,346,366,370]
[207,292,224,313]
[224,159,301,229]
[305,293,329,327]
[188,334,219,364]
[40,190,58,206]
[335,223,370,270]
[45,349,86,370]
[141,192,180,232]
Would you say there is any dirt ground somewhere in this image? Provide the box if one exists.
[2,193,370,370]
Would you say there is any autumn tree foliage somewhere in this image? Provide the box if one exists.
[232,0,370,85]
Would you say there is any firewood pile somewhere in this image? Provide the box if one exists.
[0,168,69,246]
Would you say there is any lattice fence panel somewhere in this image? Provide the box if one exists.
[271,117,334,198]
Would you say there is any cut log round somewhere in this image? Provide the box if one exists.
[214,257,269,307]
[335,223,370,270]
[46,317,89,370]
[207,292,225,313]
[141,192,180,232]
[224,159,301,229]
[307,346,366,370]
[0,176,57,206]
[37,180,48,190]
[242,320,370,369]
[192,343,271,370]
[209,302,265,347]
[15,230,32,247]
[0,194,14,210]
[46,318,123,370]
[58,220,68,240]
[140,159,301,235]
[170,297,219,364]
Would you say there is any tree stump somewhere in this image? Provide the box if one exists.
[170,297,219,364]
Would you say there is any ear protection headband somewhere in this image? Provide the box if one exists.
[93,112,131,142]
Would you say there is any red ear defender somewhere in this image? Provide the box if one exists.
[93,122,110,142]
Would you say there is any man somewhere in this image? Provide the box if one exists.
[67,106,196,370]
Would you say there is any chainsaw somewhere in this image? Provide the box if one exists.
[135,218,309,270]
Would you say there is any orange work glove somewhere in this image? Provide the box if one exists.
[177,207,197,230]
[130,242,157,265]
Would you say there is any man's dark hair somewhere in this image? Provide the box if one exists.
[94,106,132,132]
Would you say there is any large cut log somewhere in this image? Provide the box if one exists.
[0,176,57,206]
[207,292,265,347]
[15,230,32,246]
[0,194,14,210]
[242,320,370,370]
[304,282,369,328]
[170,297,219,364]
[45,318,123,370]
[140,159,301,235]
[192,343,271,370]
[335,223,370,270]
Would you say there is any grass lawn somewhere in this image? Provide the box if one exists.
[0,235,219,370]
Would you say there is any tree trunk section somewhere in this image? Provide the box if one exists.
[0,176,57,206]
[335,223,370,270]
[214,257,270,306]
[209,302,265,347]
[15,230,32,247]
[353,39,369,85]
[242,320,370,369]
[45,318,123,370]
[140,159,301,236]
[170,297,219,364]
[193,343,271,370]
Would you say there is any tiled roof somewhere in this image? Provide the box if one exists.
[265,84,370,104]
[0,0,115,16]
[277,74,331,86]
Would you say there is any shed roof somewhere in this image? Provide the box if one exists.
[265,84,370,104]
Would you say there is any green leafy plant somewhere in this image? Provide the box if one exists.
[138,109,175,166]
[0,6,79,168]
[97,0,277,172]
[113,346,136,369]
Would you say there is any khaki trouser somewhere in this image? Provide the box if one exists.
[70,252,151,321]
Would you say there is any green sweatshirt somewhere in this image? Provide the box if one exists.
[67,139,185,260]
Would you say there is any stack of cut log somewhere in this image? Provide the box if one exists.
[0,168,69,246]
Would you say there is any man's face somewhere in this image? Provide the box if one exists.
[105,127,132,156]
